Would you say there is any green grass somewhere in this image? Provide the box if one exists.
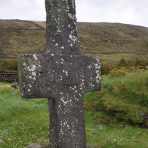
[85,70,148,126]
[0,70,148,147]
[86,112,148,148]
[0,83,49,147]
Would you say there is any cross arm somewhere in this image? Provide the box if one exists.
[18,54,47,98]
[18,53,101,99]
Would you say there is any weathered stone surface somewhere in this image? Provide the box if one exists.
[19,54,100,98]
[45,0,80,55]
[18,0,101,148]
[18,54,100,148]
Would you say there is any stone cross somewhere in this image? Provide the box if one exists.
[18,0,101,147]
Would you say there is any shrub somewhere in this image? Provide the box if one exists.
[118,57,127,67]
[110,67,128,77]
[109,66,147,77]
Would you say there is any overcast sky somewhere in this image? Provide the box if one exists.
[0,0,148,27]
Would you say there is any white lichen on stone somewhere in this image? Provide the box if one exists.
[60,46,65,49]
[55,43,59,47]
[94,59,101,84]
[33,54,37,60]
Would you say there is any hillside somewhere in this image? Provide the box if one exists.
[0,19,44,30]
[0,19,148,73]
[78,22,148,53]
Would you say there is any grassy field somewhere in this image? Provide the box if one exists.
[0,69,148,148]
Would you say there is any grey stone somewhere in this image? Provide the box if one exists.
[11,82,18,89]
[0,139,5,145]
[18,0,101,148]
[26,143,41,148]
[143,112,148,119]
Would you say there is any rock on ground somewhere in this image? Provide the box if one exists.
[0,139,5,145]
[26,143,42,148]
[11,82,18,89]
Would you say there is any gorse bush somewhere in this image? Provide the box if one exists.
[109,67,128,77]
[109,66,148,77]
[100,57,148,75]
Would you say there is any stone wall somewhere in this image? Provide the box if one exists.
[0,73,18,82]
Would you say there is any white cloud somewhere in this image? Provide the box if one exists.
[76,0,148,27]
[0,0,46,21]
[0,0,148,27]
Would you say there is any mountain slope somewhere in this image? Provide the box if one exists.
[0,19,148,72]
[78,22,148,53]
[0,19,44,30]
